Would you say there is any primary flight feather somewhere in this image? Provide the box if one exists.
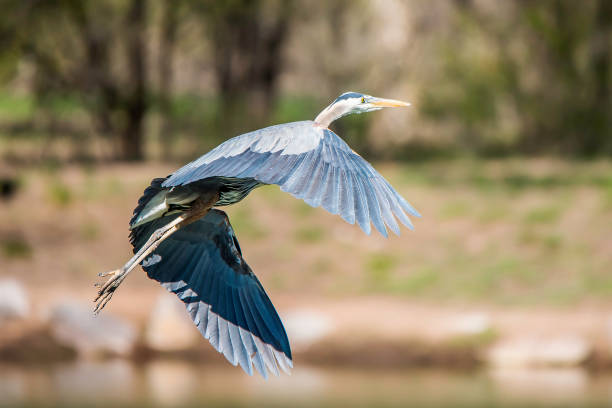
[95,91,420,378]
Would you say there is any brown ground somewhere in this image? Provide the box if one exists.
[1,159,612,367]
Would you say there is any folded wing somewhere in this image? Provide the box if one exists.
[130,208,292,378]
[163,121,420,237]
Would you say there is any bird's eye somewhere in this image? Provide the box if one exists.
[361,97,366,103]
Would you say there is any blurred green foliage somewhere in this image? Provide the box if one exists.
[295,226,326,243]
[421,1,612,157]
[47,180,73,207]
[228,207,268,239]
[0,1,608,163]
[1,235,32,259]
[366,252,398,284]
[523,206,563,225]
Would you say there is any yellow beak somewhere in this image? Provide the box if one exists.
[369,97,411,108]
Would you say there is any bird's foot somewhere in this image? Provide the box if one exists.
[97,269,119,278]
[92,214,189,316]
[93,268,125,315]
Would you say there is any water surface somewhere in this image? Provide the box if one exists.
[1,361,611,407]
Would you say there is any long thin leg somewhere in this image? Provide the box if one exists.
[93,214,189,313]
[94,192,219,314]
[100,214,185,281]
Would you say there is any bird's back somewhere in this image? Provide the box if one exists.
[163,120,323,187]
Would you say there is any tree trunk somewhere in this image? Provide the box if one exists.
[207,0,293,137]
[587,0,612,155]
[122,0,147,161]
[158,0,178,160]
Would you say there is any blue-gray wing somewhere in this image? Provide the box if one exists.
[131,209,292,378]
[163,120,420,237]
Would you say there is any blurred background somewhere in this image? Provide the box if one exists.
[0,0,611,407]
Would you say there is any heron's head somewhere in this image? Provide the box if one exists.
[314,91,410,128]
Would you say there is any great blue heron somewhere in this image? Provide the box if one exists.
[94,92,419,378]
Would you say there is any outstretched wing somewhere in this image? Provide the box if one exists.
[163,120,420,237]
[131,209,292,378]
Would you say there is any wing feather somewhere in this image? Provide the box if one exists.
[243,290,286,354]
[231,287,255,375]
[237,152,272,178]
[281,148,317,194]
[196,302,209,329]
[221,285,238,364]
[218,318,233,364]
[206,310,220,349]
[131,210,291,378]
[239,290,280,376]
[161,121,419,236]
[306,161,329,208]
[258,152,301,185]
[363,178,387,237]
[240,290,285,373]
[321,165,339,215]
[374,183,400,235]
[226,287,250,371]
[235,292,267,377]
[302,154,324,205]
[254,335,280,376]
[351,173,371,234]
[339,168,356,224]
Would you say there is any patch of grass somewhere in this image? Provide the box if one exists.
[228,208,267,239]
[543,234,563,251]
[273,243,294,261]
[467,174,498,192]
[1,236,32,259]
[544,285,586,306]
[477,205,507,224]
[295,225,325,243]
[517,229,563,252]
[502,174,563,190]
[80,174,124,201]
[293,201,316,218]
[105,177,125,196]
[523,206,562,224]
[581,272,612,296]
[517,228,538,245]
[80,221,100,241]
[0,92,34,120]
[392,267,440,295]
[398,164,434,185]
[454,257,535,299]
[446,328,499,349]
[363,264,442,297]
[310,257,331,275]
[601,186,612,212]
[47,180,73,207]
[458,269,499,298]
[258,185,284,206]
[268,271,287,290]
[494,257,536,281]
[439,200,471,219]
[398,160,612,194]
[365,253,398,284]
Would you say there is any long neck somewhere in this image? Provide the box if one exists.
[314,102,351,128]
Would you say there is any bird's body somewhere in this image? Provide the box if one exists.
[95,92,420,378]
